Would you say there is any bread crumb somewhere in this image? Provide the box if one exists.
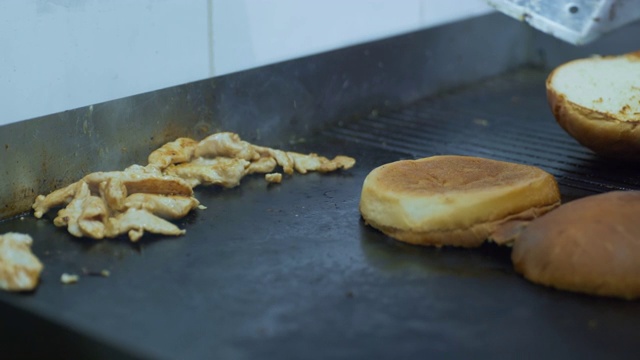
[61,273,79,284]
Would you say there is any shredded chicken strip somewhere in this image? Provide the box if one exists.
[252,146,295,175]
[148,137,198,169]
[165,134,356,186]
[251,146,355,175]
[194,132,260,161]
[53,182,110,239]
[77,195,109,239]
[246,157,277,174]
[123,193,200,219]
[53,181,92,235]
[84,165,192,197]
[33,131,355,241]
[164,157,250,188]
[99,178,127,212]
[33,181,83,218]
[37,169,192,240]
[0,233,43,292]
[106,208,185,242]
[288,152,356,174]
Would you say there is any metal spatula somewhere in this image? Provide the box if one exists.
[486,0,640,45]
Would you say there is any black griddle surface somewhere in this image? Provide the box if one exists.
[2,68,640,359]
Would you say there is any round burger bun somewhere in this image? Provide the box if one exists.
[546,51,640,160]
[359,155,561,248]
[512,191,640,300]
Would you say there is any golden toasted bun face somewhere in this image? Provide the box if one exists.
[359,155,561,247]
[546,51,640,160]
[512,191,640,300]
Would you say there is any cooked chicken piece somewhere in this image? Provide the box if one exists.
[179,131,355,180]
[33,131,355,242]
[194,132,260,161]
[123,193,200,219]
[83,165,193,197]
[54,181,91,230]
[99,178,127,212]
[77,196,109,239]
[148,137,198,169]
[164,157,250,188]
[34,165,196,241]
[329,155,357,171]
[51,183,190,241]
[252,146,295,174]
[0,233,43,292]
[252,145,355,175]
[33,181,83,218]
[288,152,356,174]
[265,173,283,184]
[246,157,277,174]
[106,208,185,242]
[54,182,109,239]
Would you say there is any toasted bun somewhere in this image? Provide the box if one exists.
[512,191,640,300]
[546,51,640,160]
[359,156,560,247]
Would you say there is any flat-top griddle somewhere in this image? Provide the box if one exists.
[2,65,640,359]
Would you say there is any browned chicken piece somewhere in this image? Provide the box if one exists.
[54,181,91,229]
[188,132,355,178]
[147,137,198,169]
[54,182,110,239]
[246,157,277,174]
[194,132,260,161]
[34,166,197,241]
[0,233,43,292]
[252,146,295,174]
[328,156,357,171]
[106,208,185,242]
[99,178,127,212]
[33,131,355,241]
[164,157,250,188]
[83,165,193,197]
[77,196,109,239]
[123,194,200,219]
[288,152,356,174]
[265,173,283,184]
[33,180,83,218]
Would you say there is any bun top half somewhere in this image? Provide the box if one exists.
[546,51,640,159]
[360,155,560,247]
[512,191,640,299]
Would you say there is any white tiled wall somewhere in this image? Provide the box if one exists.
[0,0,492,126]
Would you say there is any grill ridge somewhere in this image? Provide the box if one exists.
[323,69,640,195]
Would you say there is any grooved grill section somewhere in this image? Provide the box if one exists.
[324,68,640,198]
